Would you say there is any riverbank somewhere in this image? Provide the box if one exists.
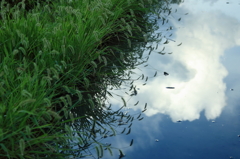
[0,0,170,158]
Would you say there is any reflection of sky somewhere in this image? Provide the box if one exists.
[104,0,240,159]
[110,0,240,122]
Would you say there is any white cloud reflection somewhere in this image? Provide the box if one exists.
[106,3,240,124]
[108,1,240,122]
[134,6,240,122]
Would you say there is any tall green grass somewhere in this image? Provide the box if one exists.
[0,0,173,158]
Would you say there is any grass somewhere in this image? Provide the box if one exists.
[0,0,173,158]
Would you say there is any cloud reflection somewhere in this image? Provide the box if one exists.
[132,8,240,122]
[107,2,240,123]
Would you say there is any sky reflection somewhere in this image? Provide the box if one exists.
[109,0,240,122]
[104,1,240,158]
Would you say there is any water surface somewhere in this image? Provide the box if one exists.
[105,0,240,158]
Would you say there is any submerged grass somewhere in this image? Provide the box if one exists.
[0,0,173,158]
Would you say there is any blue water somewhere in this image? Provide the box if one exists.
[101,0,240,159]
[121,108,240,159]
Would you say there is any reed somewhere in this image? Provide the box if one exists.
[0,0,175,158]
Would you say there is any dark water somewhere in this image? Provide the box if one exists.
[103,0,240,159]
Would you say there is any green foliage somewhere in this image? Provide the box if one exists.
[0,0,173,158]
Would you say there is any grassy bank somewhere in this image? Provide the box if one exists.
[0,0,171,158]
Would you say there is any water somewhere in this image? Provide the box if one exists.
[104,0,240,158]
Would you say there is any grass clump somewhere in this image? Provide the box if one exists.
[0,0,173,158]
